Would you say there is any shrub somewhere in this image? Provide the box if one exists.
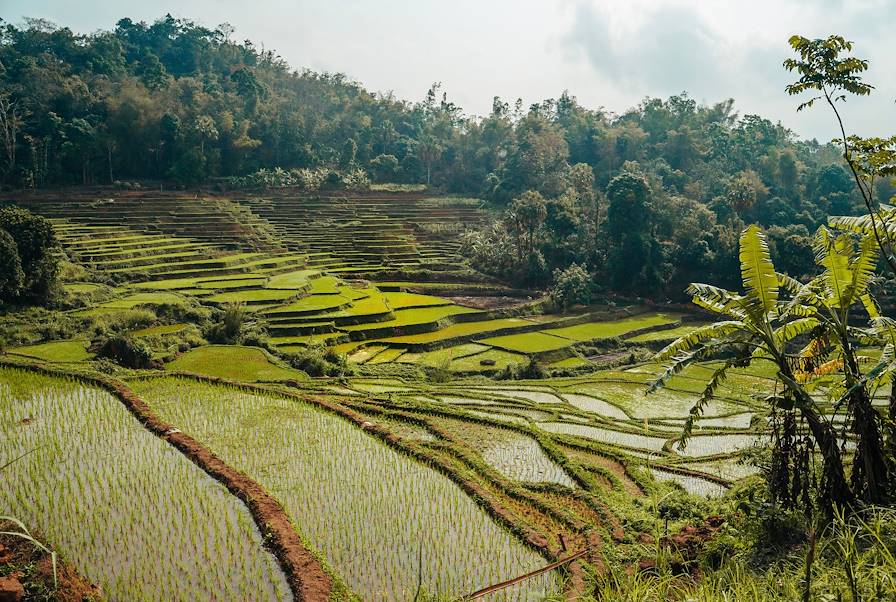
[286,344,350,377]
[205,303,246,343]
[95,335,154,369]
[551,263,592,311]
[0,229,24,302]
[0,206,60,305]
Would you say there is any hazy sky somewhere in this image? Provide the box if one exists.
[4,0,894,141]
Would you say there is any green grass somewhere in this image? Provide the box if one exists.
[63,282,107,294]
[269,332,346,347]
[381,291,453,309]
[195,278,268,290]
[548,356,590,369]
[376,318,537,345]
[263,293,353,315]
[366,347,407,364]
[347,345,387,363]
[307,276,342,294]
[127,277,201,291]
[265,269,319,290]
[628,323,709,343]
[341,304,481,332]
[320,289,391,317]
[165,345,306,381]
[205,289,298,304]
[132,323,191,336]
[399,343,491,367]
[543,313,682,342]
[97,291,188,309]
[476,331,573,353]
[449,349,528,371]
[8,340,94,362]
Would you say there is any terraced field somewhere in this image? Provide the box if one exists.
[1,191,782,599]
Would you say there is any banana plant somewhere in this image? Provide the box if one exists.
[651,224,893,511]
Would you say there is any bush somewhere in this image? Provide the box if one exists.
[0,206,60,305]
[205,302,246,343]
[286,344,350,377]
[551,263,592,311]
[95,335,154,369]
[0,229,24,302]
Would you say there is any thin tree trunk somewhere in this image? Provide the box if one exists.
[801,406,854,511]
[779,372,854,512]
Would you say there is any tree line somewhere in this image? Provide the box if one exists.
[1,16,892,300]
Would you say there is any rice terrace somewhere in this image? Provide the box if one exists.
[2,5,896,602]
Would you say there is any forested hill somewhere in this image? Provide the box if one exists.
[1,15,891,296]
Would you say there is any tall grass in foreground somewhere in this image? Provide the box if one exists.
[560,506,896,601]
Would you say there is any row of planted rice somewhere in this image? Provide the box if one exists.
[128,377,558,601]
[0,368,292,602]
[324,357,771,498]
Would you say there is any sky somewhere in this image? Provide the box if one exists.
[3,0,894,141]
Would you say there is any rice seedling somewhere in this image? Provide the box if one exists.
[570,382,744,419]
[672,434,762,457]
[0,368,291,602]
[377,318,537,345]
[547,357,590,369]
[476,332,573,354]
[559,393,630,420]
[626,324,709,343]
[538,422,668,452]
[131,323,191,336]
[649,468,727,497]
[166,345,305,382]
[341,304,481,332]
[448,350,527,372]
[455,424,576,487]
[484,389,564,405]
[131,377,558,601]
[7,340,94,363]
[542,313,682,342]
[685,459,760,481]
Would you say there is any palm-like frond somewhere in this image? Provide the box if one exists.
[654,320,746,361]
[773,317,820,347]
[677,359,735,450]
[849,234,879,301]
[869,317,896,346]
[686,283,747,319]
[777,272,804,295]
[814,228,854,309]
[860,294,881,319]
[648,350,699,393]
[830,208,896,239]
[739,225,779,316]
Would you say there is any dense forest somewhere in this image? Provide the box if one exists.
[1,15,892,299]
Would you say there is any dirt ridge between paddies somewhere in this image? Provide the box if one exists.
[150,369,606,598]
[0,357,334,602]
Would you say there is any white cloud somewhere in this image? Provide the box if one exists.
[4,0,893,140]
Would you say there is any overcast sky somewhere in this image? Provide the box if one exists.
[4,0,894,141]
